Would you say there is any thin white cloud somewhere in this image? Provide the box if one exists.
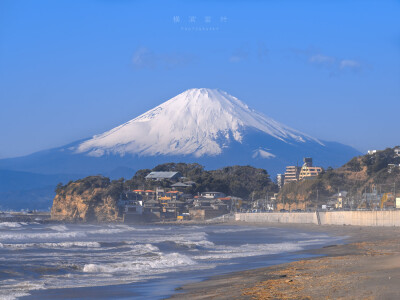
[289,48,365,75]
[309,54,335,64]
[132,47,195,69]
[339,59,362,70]
[132,47,157,69]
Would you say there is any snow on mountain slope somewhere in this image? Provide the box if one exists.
[76,88,323,158]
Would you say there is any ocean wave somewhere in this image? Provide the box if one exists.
[0,231,86,241]
[0,282,45,300]
[1,241,102,249]
[128,243,159,254]
[49,225,69,232]
[83,252,196,274]
[0,222,24,229]
[0,291,31,300]
[174,239,215,248]
[210,227,256,234]
[141,231,213,248]
[193,242,304,260]
[86,225,137,235]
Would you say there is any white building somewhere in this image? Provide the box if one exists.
[200,192,226,199]
[394,147,400,157]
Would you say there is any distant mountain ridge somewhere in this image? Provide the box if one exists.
[0,88,361,210]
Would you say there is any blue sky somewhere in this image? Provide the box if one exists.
[0,0,399,158]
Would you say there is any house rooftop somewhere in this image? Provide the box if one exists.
[184,181,196,185]
[171,182,190,187]
[145,171,182,179]
[145,199,159,204]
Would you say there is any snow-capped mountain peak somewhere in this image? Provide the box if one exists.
[76,88,322,158]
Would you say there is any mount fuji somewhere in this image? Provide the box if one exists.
[77,88,324,158]
[1,88,360,175]
[0,88,360,209]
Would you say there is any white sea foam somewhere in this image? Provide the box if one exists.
[0,231,86,241]
[86,225,137,235]
[193,242,304,260]
[49,225,68,232]
[0,291,30,300]
[83,252,196,274]
[0,222,23,229]
[0,282,45,300]
[210,227,255,234]
[139,231,214,248]
[87,228,131,235]
[1,241,102,249]
[128,243,159,254]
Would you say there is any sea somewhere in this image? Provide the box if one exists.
[0,222,344,300]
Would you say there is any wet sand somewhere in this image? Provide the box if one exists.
[169,222,400,300]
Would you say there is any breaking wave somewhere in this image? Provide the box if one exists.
[0,222,26,229]
[1,241,102,250]
[194,242,304,260]
[83,252,196,274]
[0,223,342,299]
[0,231,87,241]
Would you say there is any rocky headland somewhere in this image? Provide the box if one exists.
[51,176,123,222]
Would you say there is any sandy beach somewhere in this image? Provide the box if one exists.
[169,222,400,300]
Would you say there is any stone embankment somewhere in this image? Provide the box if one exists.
[235,211,400,227]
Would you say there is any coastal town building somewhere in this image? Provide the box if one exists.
[121,174,237,222]
[145,171,183,180]
[388,164,400,173]
[276,173,285,189]
[303,157,313,167]
[284,166,300,184]
[394,147,400,157]
[282,157,323,184]
[201,191,226,199]
[332,191,347,209]
[299,165,323,180]
[298,158,323,180]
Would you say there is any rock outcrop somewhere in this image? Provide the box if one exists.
[51,176,123,222]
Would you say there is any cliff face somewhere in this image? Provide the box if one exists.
[51,176,123,222]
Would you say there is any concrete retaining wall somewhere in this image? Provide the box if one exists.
[235,212,318,224]
[235,211,400,227]
[319,211,400,226]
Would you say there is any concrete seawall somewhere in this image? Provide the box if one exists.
[235,211,400,227]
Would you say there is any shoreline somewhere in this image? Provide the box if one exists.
[168,222,400,300]
[17,221,343,300]
[10,221,400,299]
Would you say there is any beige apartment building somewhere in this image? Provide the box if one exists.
[283,157,323,185]
[284,166,300,184]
